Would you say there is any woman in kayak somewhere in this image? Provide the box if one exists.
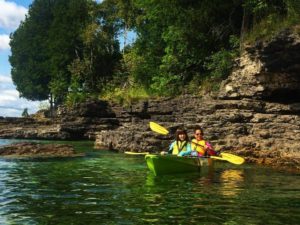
[191,125,219,157]
[161,128,192,156]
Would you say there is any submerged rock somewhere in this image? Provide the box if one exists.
[0,142,84,158]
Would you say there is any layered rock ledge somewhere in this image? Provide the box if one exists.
[0,142,84,158]
[94,97,300,172]
[0,100,118,140]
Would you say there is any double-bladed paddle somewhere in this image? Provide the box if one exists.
[149,121,245,165]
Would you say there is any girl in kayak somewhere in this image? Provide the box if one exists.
[191,125,219,157]
[162,128,192,156]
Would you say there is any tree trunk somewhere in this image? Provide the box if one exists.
[240,7,250,50]
[49,93,54,118]
[123,23,128,53]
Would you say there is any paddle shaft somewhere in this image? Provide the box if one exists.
[191,141,205,148]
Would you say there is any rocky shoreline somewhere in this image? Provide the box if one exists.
[0,28,300,172]
[0,142,84,158]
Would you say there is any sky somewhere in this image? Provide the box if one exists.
[0,0,38,117]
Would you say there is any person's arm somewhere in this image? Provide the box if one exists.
[205,141,219,156]
[168,141,175,154]
[161,141,174,155]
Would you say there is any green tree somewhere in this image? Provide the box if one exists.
[11,0,299,104]
[48,0,91,104]
[124,0,243,95]
[67,0,121,95]
[9,0,53,101]
[10,0,100,106]
[22,108,29,117]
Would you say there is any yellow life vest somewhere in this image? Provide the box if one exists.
[172,141,188,155]
[191,139,206,155]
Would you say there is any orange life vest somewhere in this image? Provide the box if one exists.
[191,139,206,156]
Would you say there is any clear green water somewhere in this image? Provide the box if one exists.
[0,139,299,225]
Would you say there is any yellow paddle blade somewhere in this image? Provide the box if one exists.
[220,153,245,165]
[149,122,169,135]
[210,156,228,161]
[125,151,149,155]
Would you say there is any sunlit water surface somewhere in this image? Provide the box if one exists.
[0,139,299,224]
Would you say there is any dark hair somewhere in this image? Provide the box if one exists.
[193,125,204,135]
[175,128,189,141]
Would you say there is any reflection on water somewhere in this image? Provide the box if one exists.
[220,169,244,196]
[0,139,299,224]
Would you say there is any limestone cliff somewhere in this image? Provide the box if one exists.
[219,27,300,101]
[94,27,300,171]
